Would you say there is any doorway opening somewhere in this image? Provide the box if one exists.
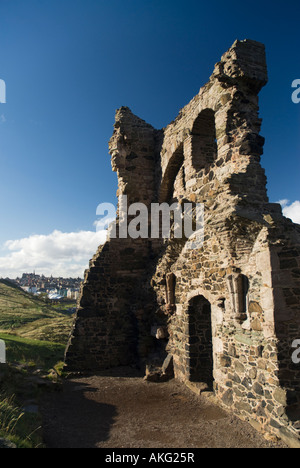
[188,295,214,389]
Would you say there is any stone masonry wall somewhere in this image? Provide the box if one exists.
[65,39,300,446]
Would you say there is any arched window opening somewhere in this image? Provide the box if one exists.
[159,144,184,203]
[191,109,217,172]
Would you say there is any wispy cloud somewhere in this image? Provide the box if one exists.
[0,230,107,279]
[278,199,300,224]
[0,114,6,123]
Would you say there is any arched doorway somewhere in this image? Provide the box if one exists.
[188,295,214,388]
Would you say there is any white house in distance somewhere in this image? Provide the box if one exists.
[67,289,79,300]
[22,286,37,294]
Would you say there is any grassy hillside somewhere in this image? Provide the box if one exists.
[0,280,75,447]
[0,333,66,448]
[0,333,66,370]
[0,279,74,344]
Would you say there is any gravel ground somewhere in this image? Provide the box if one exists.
[40,367,287,449]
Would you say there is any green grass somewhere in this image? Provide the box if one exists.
[0,333,66,371]
[0,393,42,448]
[0,280,75,447]
[0,334,67,448]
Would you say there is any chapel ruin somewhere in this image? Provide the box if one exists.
[65,39,300,446]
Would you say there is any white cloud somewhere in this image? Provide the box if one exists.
[278,199,300,224]
[0,114,6,123]
[0,229,107,279]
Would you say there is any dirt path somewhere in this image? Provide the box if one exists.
[40,368,286,449]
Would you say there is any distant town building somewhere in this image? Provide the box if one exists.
[67,289,79,300]
[13,273,82,300]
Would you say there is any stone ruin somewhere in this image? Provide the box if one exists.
[65,39,300,446]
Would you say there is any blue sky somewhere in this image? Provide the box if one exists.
[0,0,299,277]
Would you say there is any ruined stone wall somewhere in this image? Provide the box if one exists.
[156,215,300,443]
[65,39,300,446]
[66,109,161,369]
